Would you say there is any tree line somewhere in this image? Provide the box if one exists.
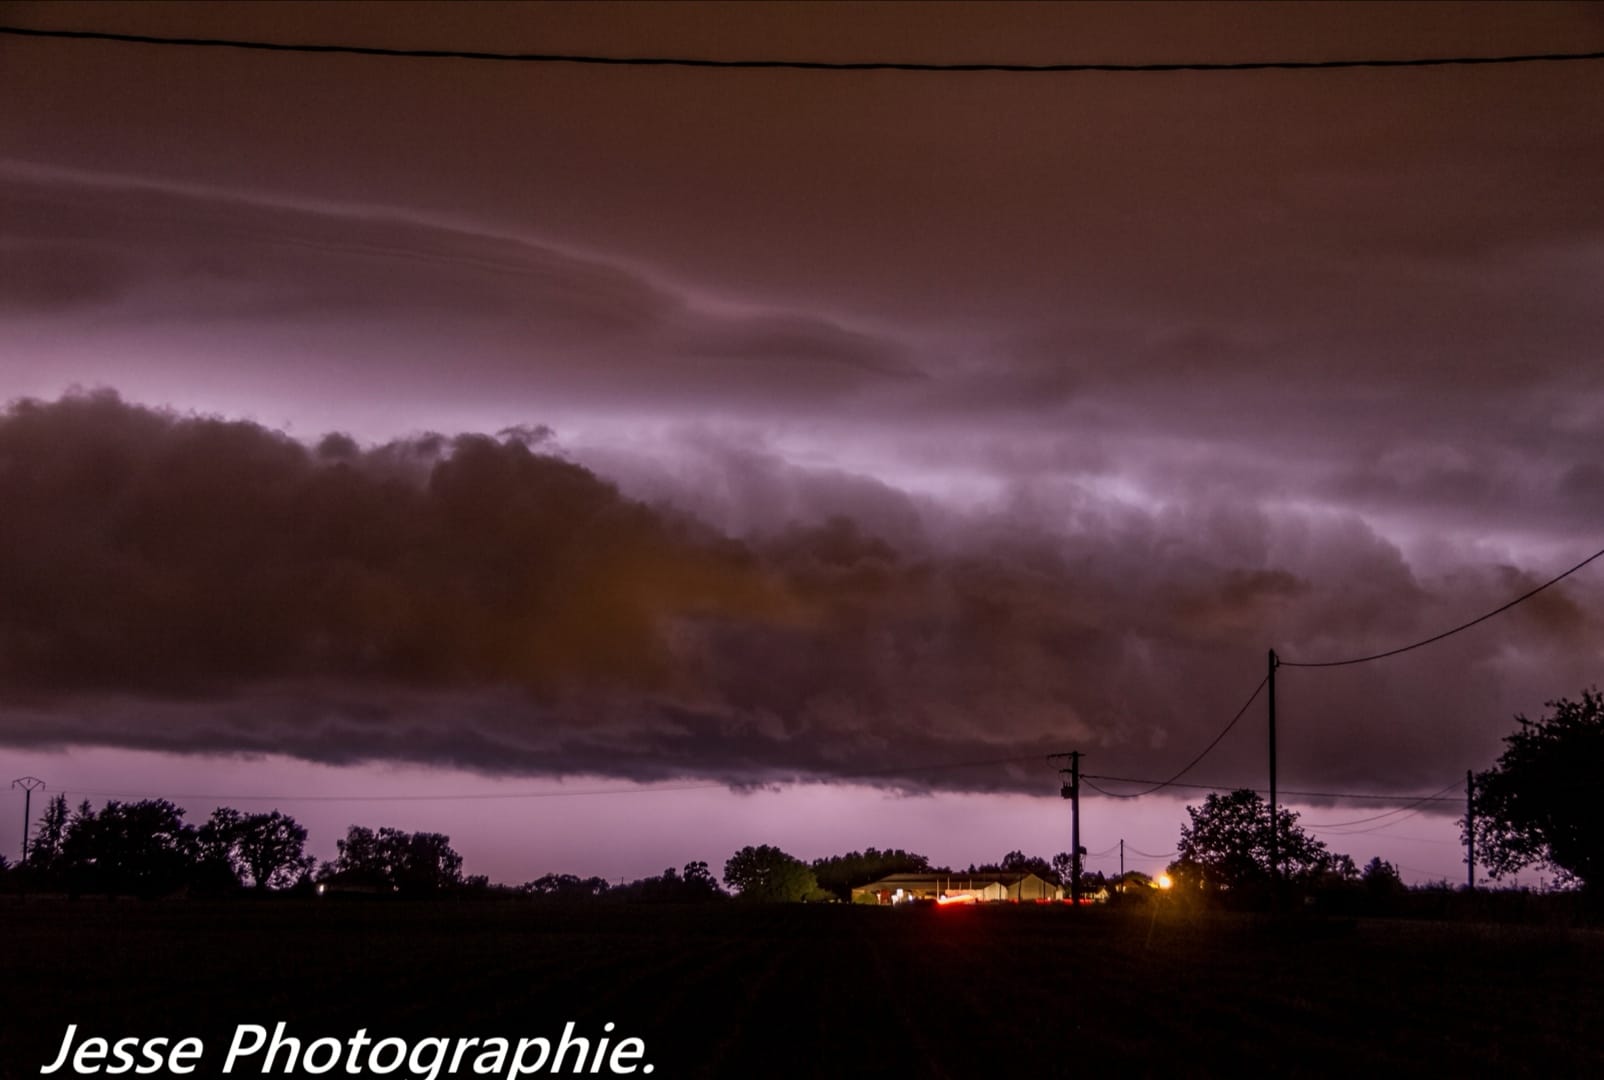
[5,797,465,898]
[7,689,1598,906]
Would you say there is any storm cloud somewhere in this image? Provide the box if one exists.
[1,391,1596,798]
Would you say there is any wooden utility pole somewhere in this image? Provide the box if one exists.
[1070,751,1081,905]
[1267,649,1279,895]
[1056,752,1083,905]
[1466,770,1475,892]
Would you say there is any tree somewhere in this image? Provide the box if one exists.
[25,794,70,877]
[325,824,389,887]
[680,860,725,900]
[200,808,315,890]
[1170,789,1331,892]
[61,799,199,897]
[322,825,464,893]
[523,873,612,901]
[1001,850,1058,883]
[723,844,818,902]
[811,847,931,899]
[606,862,727,904]
[381,829,463,894]
[1361,856,1405,901]
[1468,688,1604,892]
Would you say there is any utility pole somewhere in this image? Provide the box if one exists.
[1119,838,1125,887]
[1465,770,1475,892]
[12,777,45,864]
[1049,750,1088,904]
[1070,752,1081,905]
[1055,752,1083,905]
[1267,649,1279,899]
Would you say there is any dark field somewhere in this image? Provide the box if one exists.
[4,899,1602,1078]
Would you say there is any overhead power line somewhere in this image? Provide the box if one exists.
[1123,845,1175,860]
[1301,780,1463,829]
[1072,676,1268,799]
[1279,543,1604,669]
[3,26,1602,73]
[1082,772,1462,805]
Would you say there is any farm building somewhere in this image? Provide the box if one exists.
[851,871,1063,905]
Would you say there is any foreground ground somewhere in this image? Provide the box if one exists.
[3,899,1601,1077]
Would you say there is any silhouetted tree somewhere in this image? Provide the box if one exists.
[724,844,817,902]
[25,794,70,878]
[680,860,725,899]
[326,824,387,886]
[811,847,931,899]
[1361,856,1405,901]
[1001,850,1058,883]
[199,808,315,890]
[382,829,463,893]
[1169,789,1330,893]
[1315,852,1360,885]
[1468,688,1604,892]
[322,824,463,893]
[523,873,612,900]
[608,862,728,904]
[61,799,198,898]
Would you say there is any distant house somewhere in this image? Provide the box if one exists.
[850,871,1063,905]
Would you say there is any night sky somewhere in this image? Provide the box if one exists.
[2,2,1602,886]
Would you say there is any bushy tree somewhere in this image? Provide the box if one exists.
[523,873,612,900]
[724,844,817,902]
[61,799,198,897]
[325,824,387,886]
[968,851,1066,885]
[322,824,463,893]
[1468,688,1604,891]
[1001,850,1057,882]
[385,830,463,893]
[1361,856,1405,901]
[199,808,315,890]
[680,860,725,900]
[607,862,727,904]
[1169,789,1331,892]
[811,847,931,899]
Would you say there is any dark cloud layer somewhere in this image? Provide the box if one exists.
[2,392,1597,798]
[0,164,920,411]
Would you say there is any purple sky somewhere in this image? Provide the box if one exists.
[2,2,1601,885]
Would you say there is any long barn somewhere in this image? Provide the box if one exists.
[851,871,1062,905]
